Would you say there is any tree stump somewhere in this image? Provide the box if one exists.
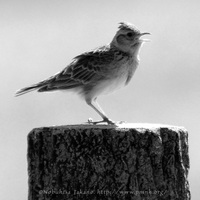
[27,123,190,200]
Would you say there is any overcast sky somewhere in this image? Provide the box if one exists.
[1,0,200,199]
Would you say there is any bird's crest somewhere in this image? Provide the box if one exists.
[118,22,140,34]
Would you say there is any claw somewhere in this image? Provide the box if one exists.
[87,118,93,124]
[118,120,127,124]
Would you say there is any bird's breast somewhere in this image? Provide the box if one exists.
[91,56,139,97]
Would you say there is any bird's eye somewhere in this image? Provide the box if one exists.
[127,32,133,37]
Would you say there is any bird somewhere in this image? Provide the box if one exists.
[15,22,150,125]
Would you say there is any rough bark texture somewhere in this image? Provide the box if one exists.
[27,124,190,200]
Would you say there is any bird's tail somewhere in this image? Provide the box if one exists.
[15,84,41,97]
[15,77,51,97]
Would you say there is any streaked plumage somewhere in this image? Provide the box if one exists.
[15,22,150,124]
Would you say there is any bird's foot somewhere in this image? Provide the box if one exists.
[87,117,115,125]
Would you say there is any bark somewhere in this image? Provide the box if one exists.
[27,124,190,200]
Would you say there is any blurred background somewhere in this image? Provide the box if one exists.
[1,0,200,199]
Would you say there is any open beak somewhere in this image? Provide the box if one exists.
[138,32,151,42]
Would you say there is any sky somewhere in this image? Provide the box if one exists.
[1,0,200,199]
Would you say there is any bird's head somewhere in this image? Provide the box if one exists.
[111,22,150,56]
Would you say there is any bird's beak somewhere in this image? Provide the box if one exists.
[138,32,151,42]
[140,32,151,36]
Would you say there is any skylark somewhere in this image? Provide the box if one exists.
[15,22,150,125]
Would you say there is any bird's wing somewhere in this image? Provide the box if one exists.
[39,45,115,92]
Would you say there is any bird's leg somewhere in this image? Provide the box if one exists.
[86,98,115,125]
